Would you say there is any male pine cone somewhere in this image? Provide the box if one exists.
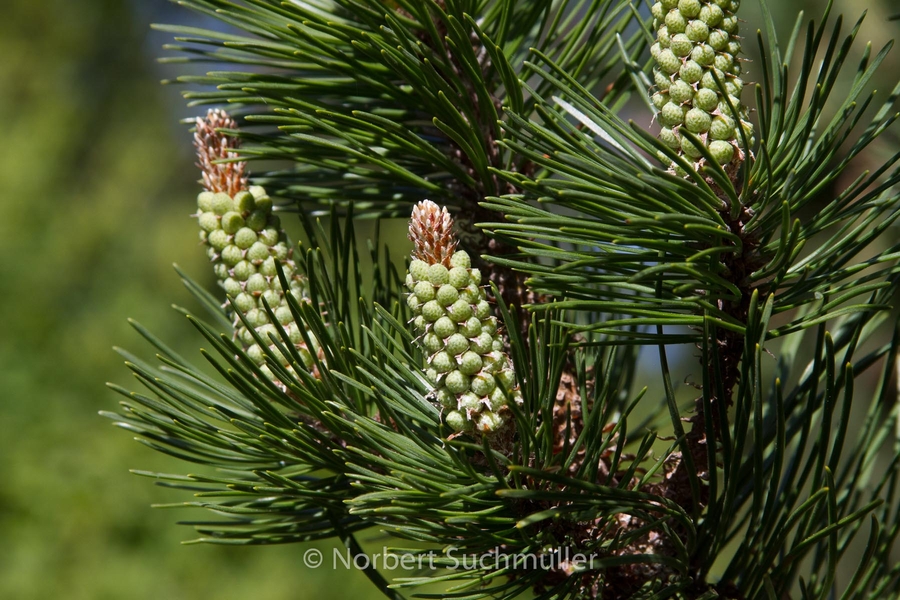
[406,201,522,435]
[193,109,320,378]
[650,0,754,170]
[195,188,318,374]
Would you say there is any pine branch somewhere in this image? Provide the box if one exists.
[105,1,900,598]
[158,0,645,325]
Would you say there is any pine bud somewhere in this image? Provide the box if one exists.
[408,200,457,267]
[651,0,754,173]
[193,109,322,380]
[406,200,523,436]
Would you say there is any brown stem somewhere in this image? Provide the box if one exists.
[638,186,767,598]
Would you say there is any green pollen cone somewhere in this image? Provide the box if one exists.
[650,0,754,172]
[407,249,522,435]
[195,185,319,379]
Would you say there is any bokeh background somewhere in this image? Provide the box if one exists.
[1,1,898,598]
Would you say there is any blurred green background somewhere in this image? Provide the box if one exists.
[0,1,897,598]
[0,1,379,598]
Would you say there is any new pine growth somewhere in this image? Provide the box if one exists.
[650,0,754,172]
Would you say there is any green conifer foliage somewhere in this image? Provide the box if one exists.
[107,2,900,598]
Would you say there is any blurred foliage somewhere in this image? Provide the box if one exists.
[0,0,897,598]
